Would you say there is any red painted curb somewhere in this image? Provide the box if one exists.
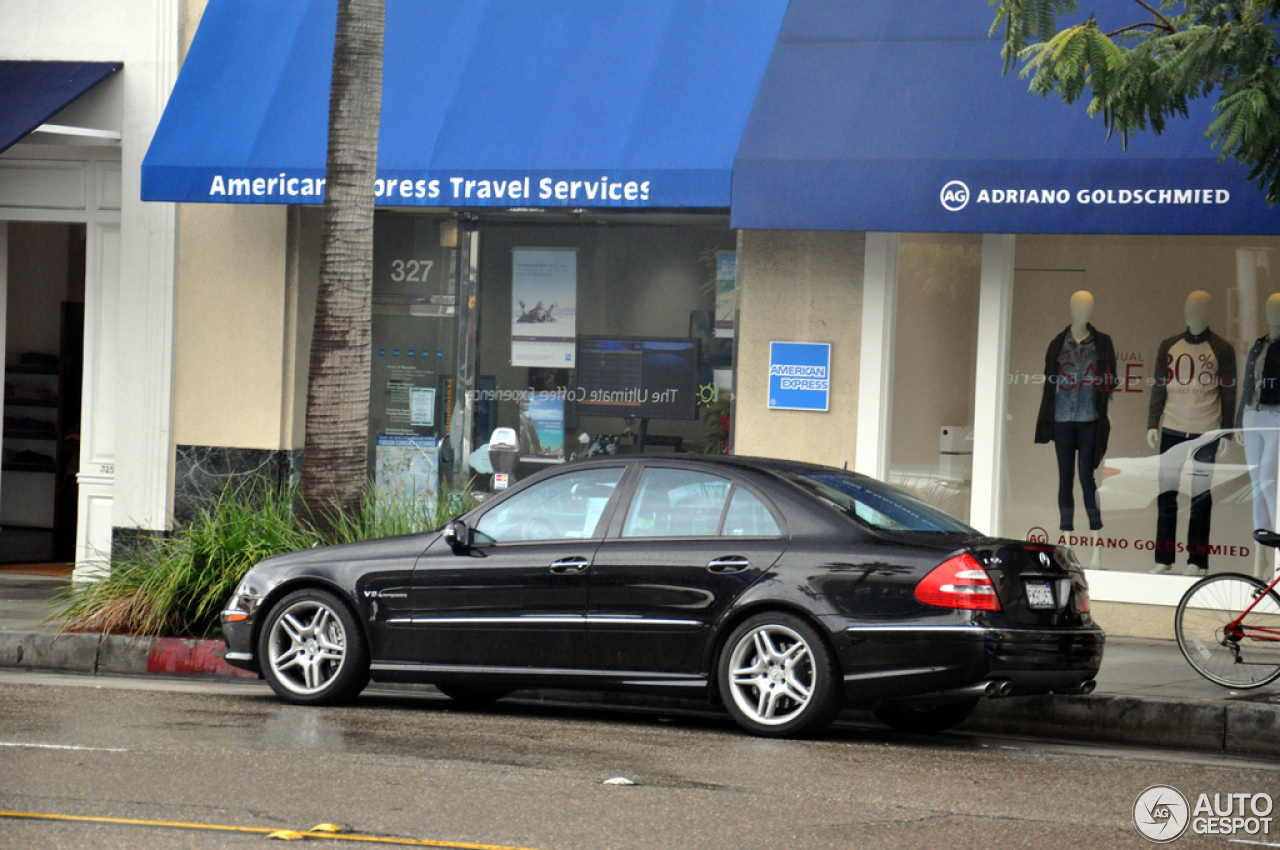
[145,637,257,678]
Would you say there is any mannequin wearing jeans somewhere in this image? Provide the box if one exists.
[1147,291,1237,575]
[1034,291,1116,532]
[1238,294,1280,537]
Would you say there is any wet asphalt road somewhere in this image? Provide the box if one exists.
[1,671,1278,849]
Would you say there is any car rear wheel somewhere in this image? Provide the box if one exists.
[258,588,369,705]
[435,684,512,707]
[872,697,979,734]
[718,612,842,738]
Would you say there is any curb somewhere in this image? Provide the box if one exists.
[1,628,1276,757]
[0,630,255,679]
[965,694,1280,759]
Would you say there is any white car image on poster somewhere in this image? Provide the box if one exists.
[512,247,577,368]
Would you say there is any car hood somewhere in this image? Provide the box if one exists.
[254,531,439,573]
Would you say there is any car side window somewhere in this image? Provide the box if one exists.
[622,468,732,538]
[473,467,623,543]
[721,487,781,537]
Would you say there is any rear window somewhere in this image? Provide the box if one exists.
[623,468,732,538]
[785,471,976,535]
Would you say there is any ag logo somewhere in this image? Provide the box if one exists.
[1026,526,1050,544]
[940,180,970,212]
[1133,784,1190,843]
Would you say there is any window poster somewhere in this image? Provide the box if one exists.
[519,394,565,463]
[375,435,440,505]
[715,250,736,339]
[377,356,437,433]
[512,247,577,367]
[409,387,436,427]
[472,376,497,445]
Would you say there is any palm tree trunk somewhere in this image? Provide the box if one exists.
[299,0,384,525]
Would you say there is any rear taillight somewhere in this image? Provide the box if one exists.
[915,553,1002,612]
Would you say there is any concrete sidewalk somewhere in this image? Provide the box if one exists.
[2,571,1278,757]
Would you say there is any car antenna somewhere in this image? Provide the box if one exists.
[843,460,848,470]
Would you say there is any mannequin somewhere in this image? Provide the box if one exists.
[1146,292,1225,449]
[1238,293,1280,579]
[1148,291,1238,575]
[1034,291,1116,537]
[1069,290,1092,342]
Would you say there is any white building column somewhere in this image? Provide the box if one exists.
[854,233,898,479]
[75,212,121,576]
[970,234,1016,536]
[90,0,181,576]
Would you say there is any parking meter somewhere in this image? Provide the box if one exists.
[489,427,519,492]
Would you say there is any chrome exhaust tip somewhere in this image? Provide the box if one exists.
[981,680,1013,698]
[1079,679,1096,695]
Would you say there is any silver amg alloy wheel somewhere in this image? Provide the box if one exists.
[718,612,841,737]
[726,623,816,726]
[265,597,350,696]
[258,588,369,705]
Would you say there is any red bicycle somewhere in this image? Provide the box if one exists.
[1175,529,1280,689]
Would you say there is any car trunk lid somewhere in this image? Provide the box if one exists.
[967,539,1091,627]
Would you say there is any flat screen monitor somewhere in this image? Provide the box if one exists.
[575,336,700,421]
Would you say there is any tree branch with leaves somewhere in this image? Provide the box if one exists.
[990,0,1280,203]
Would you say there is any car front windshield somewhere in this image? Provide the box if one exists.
[785,471,977,536]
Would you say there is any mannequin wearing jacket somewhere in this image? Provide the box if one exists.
[1034,291,1117,532]
[1147,291,1237,575]
[1238,293,1280,535]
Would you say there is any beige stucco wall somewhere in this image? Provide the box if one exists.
[183,0,208,58]
[285,207,324,450]
[734,230,864,467]
[1089,601,1177,640]
[171,0,313,452]
[172,204,291,449]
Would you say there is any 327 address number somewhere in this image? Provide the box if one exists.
[390,259,434,283]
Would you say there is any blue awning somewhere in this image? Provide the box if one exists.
[731,1,1280,235]
[142,0,788,209]
[0,61,122,155]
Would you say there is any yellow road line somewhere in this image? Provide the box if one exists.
[0,811,546,849]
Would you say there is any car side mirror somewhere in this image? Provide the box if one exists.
[442,519,471,553]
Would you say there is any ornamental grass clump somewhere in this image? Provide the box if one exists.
[56,482,310,638]
[55,480,478,638]
[321,486,480,546]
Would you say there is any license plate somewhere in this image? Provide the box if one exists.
[1025,581,1056,610]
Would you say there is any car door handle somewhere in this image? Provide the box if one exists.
[707,557,750,573]
[549,558,590,574]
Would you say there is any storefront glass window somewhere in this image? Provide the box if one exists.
[464,215,736,481]
[1000,235,1280,576]
[887,234,983,523]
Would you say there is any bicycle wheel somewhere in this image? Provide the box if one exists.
[1175,573,1280,689]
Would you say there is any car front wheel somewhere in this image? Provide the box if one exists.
[718,612,842,738]
[258,588,369,705]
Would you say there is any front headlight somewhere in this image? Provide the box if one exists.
[223,574,264,622]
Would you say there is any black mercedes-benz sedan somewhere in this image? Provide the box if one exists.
[221,455,1103,738]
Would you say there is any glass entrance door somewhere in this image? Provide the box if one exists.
[368,215,462,505]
